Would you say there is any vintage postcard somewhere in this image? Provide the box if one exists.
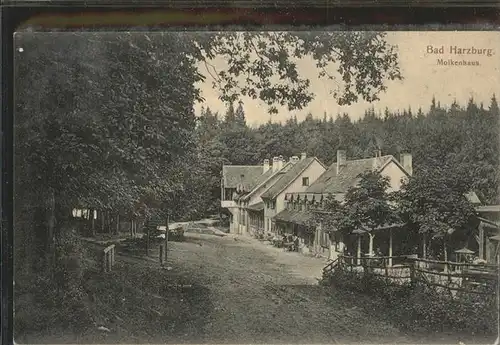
[13,29,500,344]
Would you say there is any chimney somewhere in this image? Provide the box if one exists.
[277,155,284,171]
[372,150,385,170]
[263,159,270,174]
[400,153,413,176]
[272,156,280,173]
[301,152,307,160]
[336,150,347,175]
[290,156,300,164]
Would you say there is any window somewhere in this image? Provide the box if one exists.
[302,177,309,186]
[224,188,236,201]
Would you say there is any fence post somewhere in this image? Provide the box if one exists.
[410,260,416,287]
[101,250,107,273]
[361,257,367,276]
[447,262,452,284]
[165,216,169,264]
[159,243,165,266]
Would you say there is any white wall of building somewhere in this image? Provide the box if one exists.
[380,160,408,193]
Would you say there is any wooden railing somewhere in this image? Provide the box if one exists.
[324,254,498,295]
[102,244,116,273]
[322,258,339,274]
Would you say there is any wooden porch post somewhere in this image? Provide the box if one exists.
[368,232,375,257]
[91,209,96,237]
[479,223,485,260]
[116,214,120,234]
[388,229,393,267]
[422,232,427,259]
[357,235,362,265]
[314,222,320,254]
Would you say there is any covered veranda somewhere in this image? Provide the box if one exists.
[273,208,316,252]
[343,223,409,267]
[248,201,265,237]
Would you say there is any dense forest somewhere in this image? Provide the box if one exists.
[195,95,500,217]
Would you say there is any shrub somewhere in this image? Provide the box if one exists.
[15,230,94,336]
[324,266,497,335]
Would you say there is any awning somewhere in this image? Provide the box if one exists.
[247,202,264,212]
[454,247,475,254]
[490,235,500,241]
[350,223,405,234]
[273,209,316,227]
[352,229,367,235]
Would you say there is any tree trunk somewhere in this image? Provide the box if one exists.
[443,239,448,261]
[47,188,56,276]
[101,210,105,233]
[116,213,120,234]
[422,232,427,259]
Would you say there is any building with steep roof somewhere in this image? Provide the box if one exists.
[260,154,326,235]
[221,153,326,235]
[273,150,413,259]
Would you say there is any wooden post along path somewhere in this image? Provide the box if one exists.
[102,244,116,273]
[160,216,169,266]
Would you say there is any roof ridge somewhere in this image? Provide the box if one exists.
[262,157,319,199]
[325,155,394,169]
[343,155,393,164]
[223,165,262,168]
[240,168,286,201]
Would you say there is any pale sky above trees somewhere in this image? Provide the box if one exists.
[195,31,500,126]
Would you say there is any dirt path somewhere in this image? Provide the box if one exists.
[17,233,494,344]
[159,233,410,344]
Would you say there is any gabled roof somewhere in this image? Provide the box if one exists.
[222,165,265,190]
[466,191,481,205]
[305,155,404,194]
[240,162,293,202]
[261,157,325,200]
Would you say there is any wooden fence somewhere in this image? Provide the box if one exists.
[325,255,498,296]
[101,244,116,273]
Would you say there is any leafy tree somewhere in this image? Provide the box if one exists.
[198,31,402,114]
[315,171,398,256]
[344,171,399,255]
[224,102,236,124]
[235,100,246,127]
[395,161,478,261]
[489,94,499,117]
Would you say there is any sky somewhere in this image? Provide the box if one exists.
[194,31,500,127]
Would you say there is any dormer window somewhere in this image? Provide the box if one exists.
[302,177,310,186]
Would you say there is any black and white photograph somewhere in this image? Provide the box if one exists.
[13,30,500,344]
